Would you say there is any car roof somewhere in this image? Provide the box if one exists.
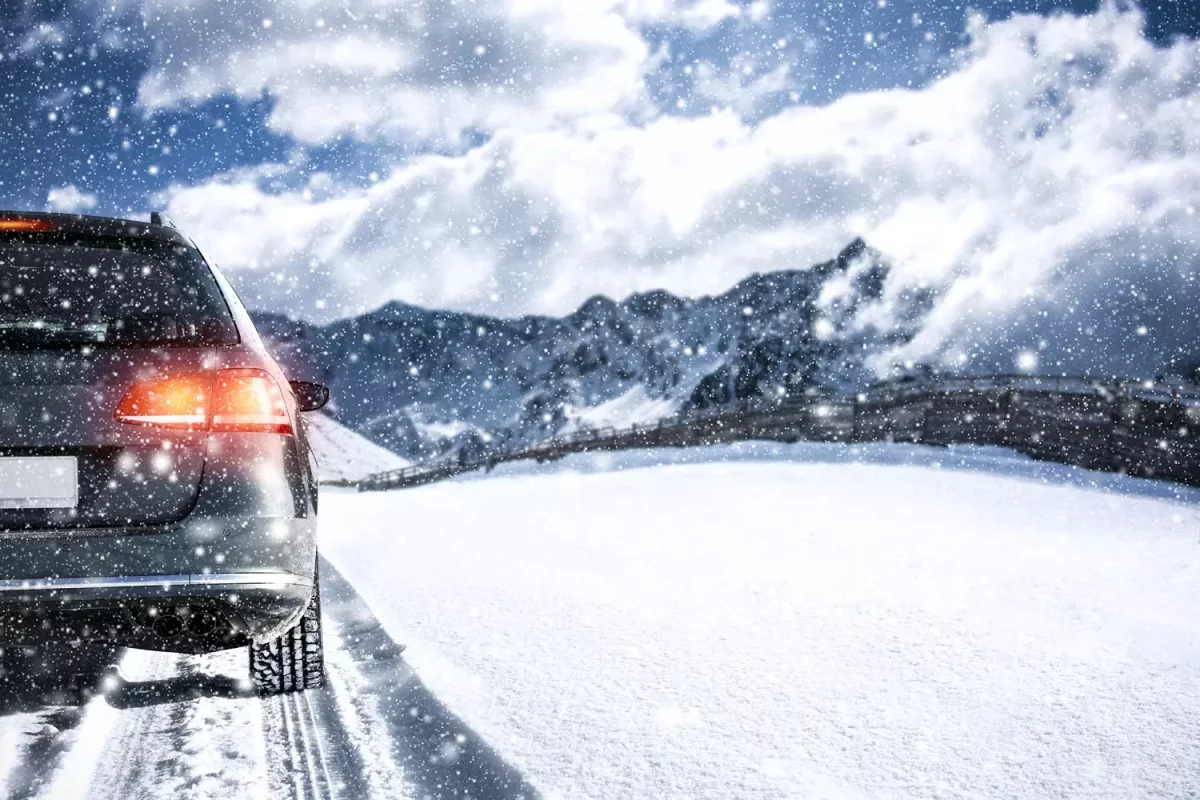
[0,210,195,248]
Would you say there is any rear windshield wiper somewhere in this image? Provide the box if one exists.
[0,323,107,348]
[106,316,235,346]
[0,317,236,348]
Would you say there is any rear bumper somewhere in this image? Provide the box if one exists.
[0,570,314,653]
[0,572,311,593]
[0,516,317,652]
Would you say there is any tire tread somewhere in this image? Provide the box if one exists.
[249,569,325,695]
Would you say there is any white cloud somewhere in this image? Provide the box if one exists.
[19,23,67,52]
[137,0,655,145]
[621,0,746,31]
[162,6,1200,376]
[690,60,791,116]
[46,185,98,213]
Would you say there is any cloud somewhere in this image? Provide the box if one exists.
[46,185,98,213]
[622,0,756,31]
[689,60,791,116]
[136,0,660,145]
[162,5,1200,378]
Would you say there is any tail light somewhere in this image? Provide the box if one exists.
[0,219,54,232]
[115,369,293,435]
[210,369,292,434]
[112,374,211,430]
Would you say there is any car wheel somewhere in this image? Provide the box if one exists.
[249,566,326,695]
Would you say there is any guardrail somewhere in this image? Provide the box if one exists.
[356,375,1200,492]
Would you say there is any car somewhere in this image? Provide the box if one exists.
[0,210,329,695]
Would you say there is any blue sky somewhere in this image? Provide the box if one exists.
[0,1,1197,377]
[0,1,1192,215]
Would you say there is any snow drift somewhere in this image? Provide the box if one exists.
[302,413,408,483]
[322,444,1200,799]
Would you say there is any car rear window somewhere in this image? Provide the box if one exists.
[0,235,238,347]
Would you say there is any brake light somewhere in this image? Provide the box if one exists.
[211,369,292,434]
[113,374,210,430]
[0,219,53,231]
[114,369,293,435]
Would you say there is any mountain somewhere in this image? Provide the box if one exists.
[256,240,931,461]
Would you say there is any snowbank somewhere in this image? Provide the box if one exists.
[302,413,408,484]
[564,385,679,432]
[322,445,1200,798]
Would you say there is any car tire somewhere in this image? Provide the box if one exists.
[249,566,326,695]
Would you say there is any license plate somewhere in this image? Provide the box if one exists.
[0,457,78,509]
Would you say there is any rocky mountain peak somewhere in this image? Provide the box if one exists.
[255,240,924,460]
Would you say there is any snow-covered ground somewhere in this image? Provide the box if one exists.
[1,443,1198,799]
[563,385,680,432]
[303,412,408,483]
[0,560,529,800]
[322,444,1200,799]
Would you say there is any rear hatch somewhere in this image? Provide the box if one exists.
[0,227,239,531]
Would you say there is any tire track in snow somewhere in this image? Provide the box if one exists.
[2,704,91,799]
[260,688,344,800]
[0,646,124,800]
[38,649,269,800]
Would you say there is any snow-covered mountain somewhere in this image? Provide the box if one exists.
[258,240,930,460]
[302,413,409,484]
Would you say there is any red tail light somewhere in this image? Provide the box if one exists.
[0,219,53,231]
[115,369,293,435]
[210,369,292,434]
[113,374,211,430]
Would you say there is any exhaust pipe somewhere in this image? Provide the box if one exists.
[186,611,218,636]
[145,607,224,639]
[151,613,185,639]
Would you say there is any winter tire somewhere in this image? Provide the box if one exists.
[249,566,326,695]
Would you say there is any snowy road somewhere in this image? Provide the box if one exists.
[0,443,1198,799]
[0,562,535,800]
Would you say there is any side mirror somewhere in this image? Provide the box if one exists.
[289,380,330,412]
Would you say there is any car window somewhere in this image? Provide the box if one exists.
[0,237,238,347]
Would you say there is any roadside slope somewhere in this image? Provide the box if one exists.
[304,413,409,484]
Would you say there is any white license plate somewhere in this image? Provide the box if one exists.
[0,457,78,509]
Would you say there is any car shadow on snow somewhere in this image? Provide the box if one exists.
[319,559,541,800]
[0,645,117,800]
[103,670,252,710]
[0,643,119,714]
[0,677,89,716]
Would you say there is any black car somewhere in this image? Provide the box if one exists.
[0,211,327,695]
